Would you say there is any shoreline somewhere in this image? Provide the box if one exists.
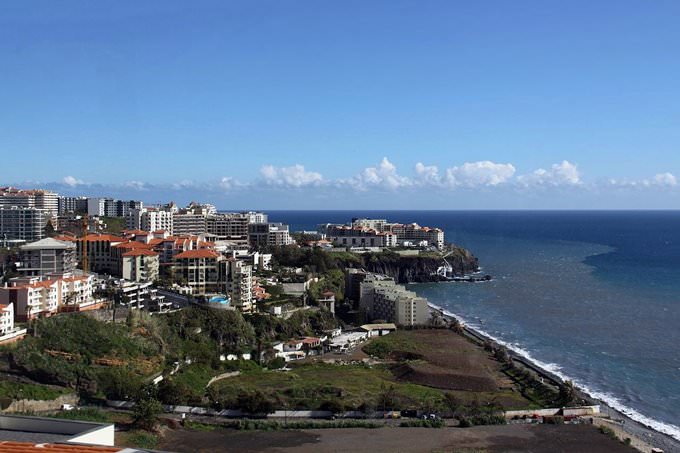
[427,301,680,453]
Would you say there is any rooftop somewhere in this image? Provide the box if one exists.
[20,238,75,251]
[174,249,220,259]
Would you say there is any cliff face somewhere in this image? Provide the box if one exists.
[358,248,479,284]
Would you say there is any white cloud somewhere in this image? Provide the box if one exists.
[345,157,412,190]
[445,161,516,188]
[609,172,678,189]
[518,160,581,187]
[219,177,235,190]
[260,164,323,187]
[124,181,147,191]
[414,162,442,186]
[62,176,84,187]
[653,172,677,187]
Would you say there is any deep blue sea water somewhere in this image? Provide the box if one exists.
[267,210,680,439]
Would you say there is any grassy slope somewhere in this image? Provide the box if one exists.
[0,380,71,401]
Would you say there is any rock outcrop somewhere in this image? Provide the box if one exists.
[357,247,479,284]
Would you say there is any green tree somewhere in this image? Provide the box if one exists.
[133,387,163,431]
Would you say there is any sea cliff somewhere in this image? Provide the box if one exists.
[358,247,479,284]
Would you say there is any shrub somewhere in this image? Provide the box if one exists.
[399,419,445,428]
[133,397,162,431]
[50,407,111,423]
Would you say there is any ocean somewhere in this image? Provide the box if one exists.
[267,210,680,440]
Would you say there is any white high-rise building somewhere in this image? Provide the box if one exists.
[359,274,430,326]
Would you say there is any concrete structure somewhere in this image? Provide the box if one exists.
[390,223,445,250]
[359,323,397,337]
[74,234,126,274]
[0,303,13,336]
[0,188,58,216]
[19,238,77,276]
[0,207,48,242]
[126,207,173,233]
[318,290,336,315]
[52,274,98,312]
[86,198,141,217]
[0,301,26,345]
[248,222,294,248]
[206,213,250,241]
[57,196,88,214]
[173,249,222,295]
[0,278,59,321]
[244,211,268,224]
[221,259,254,312]
[0,274,98,320]
[115,280,167,311]
[325,225,398,248]
[0,414,115,447]
[359,274,429,326]
[121,249,159,282]
[324,218,445,250]
[173,211,207,236]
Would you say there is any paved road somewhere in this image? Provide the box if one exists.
[157,289,191,309]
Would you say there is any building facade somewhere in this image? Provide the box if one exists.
[0,207,48,241]
[19,238,77,276]
[173,249,222,295]
[359,274,429,326]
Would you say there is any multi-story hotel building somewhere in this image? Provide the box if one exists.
[359,274,430,326]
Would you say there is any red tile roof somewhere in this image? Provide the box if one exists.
[122,249,159,257]
[0,441,122,452]
[174,249,220,259]
[78,234,125,242]
[113,241,154,250]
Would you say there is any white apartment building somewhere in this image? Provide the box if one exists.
[115,280,168,311]
[0,278,59,321]
[390,223,445,250]
[173,211,207,236]
[326,225,398,248]
[248,223,294,248]
[221,259,254,312]
[359,274,430,326]
[244,211,268,224]
[121,249,160,282]
[0,188,58,216]
[0,303,14,336]
[127,208,174,233]
[0,274,98,320]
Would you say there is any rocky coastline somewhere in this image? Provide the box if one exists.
[358,246,481,284]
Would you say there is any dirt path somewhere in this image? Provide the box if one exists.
[158,424,637,453]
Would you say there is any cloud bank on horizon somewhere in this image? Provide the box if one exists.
[55,157,676,192]
[8,157,675,209]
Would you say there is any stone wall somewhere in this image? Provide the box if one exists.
[1,393,78,414]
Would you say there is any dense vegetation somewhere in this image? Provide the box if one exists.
[0,380,70,401]
[8,306,338,403]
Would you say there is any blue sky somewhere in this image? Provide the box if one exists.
[1,1,680,209]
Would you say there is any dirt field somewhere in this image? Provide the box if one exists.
[157,424,637,453]
[369,329,508,392]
